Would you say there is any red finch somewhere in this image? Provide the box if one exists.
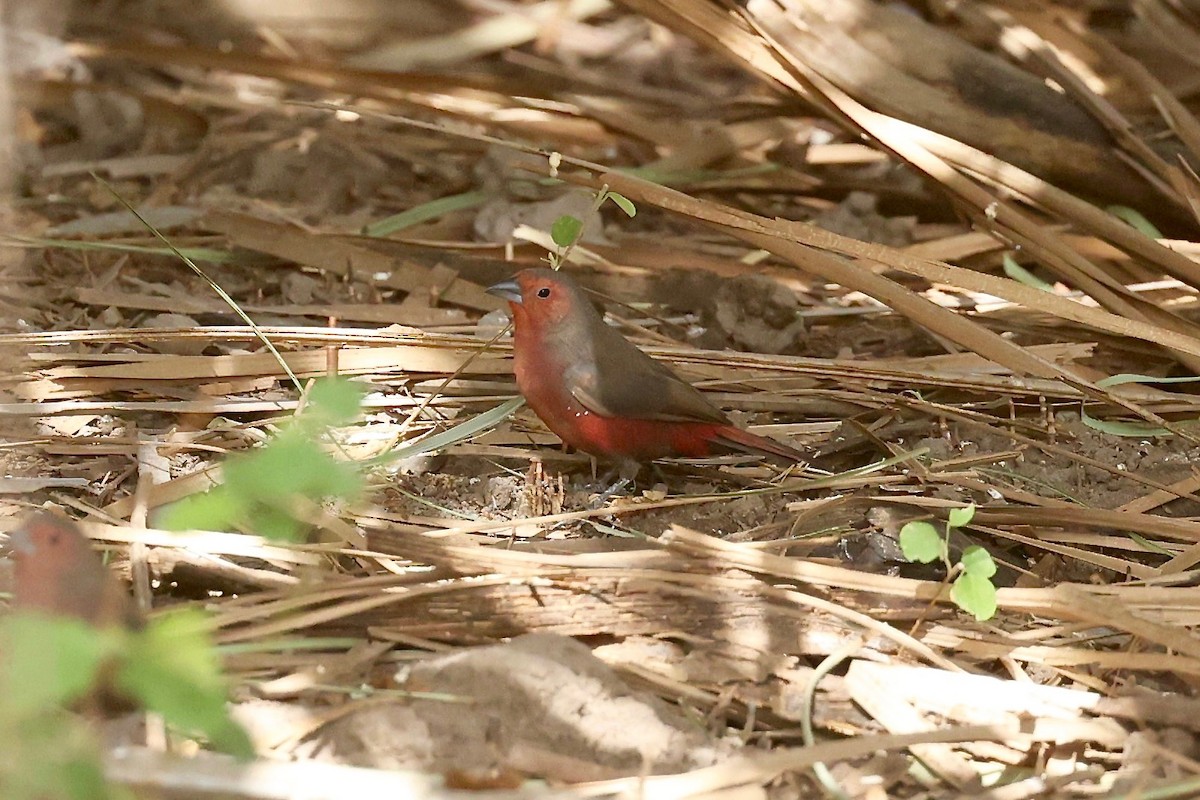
[10,512,138,630]
[486,268,806,474]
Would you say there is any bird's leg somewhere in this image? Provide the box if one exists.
[588,460,640,508]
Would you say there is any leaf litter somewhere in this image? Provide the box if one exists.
[6,1,1200,797]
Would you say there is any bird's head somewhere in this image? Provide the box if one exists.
[486,268,589,330]
[9,512,86,563]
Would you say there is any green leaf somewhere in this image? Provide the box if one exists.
[899,521,944,564]
[2,715,124,800]
[950,573,998,621]
[959,545,996,579]
[550,215,583,248]
[362,190,489,237]
[1080,372,1200,437]
[1106,205,1162,239]
[161,380,364,538]
[0,615,122,716]
[116,609,254,759]
[1002,254,1054,292]
[1130,532,1173,555]
[245,502,305,542]
[61,756,119,800]
[606,192,636,217]
[1097,372,1200,388]
[225,433,360,504]
[304,377,364,427]
[1079,413,1170,438]
[0,617,132,799]
[118,610,223,698]
[159,485,248,533]
[947,503,976,529]
[369,396,525,467]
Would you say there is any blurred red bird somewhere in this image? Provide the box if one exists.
[486,268,806,474]
[10,511,138,630]
[7,512,142,717]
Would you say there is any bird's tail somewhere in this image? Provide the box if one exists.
[710,425,807,466]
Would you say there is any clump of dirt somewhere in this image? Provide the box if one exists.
[651,269,807,354]
[705,273,808,355]
[313,634,731,779]
[810,191,916,247]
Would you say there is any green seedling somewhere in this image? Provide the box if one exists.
[547,186,635,268]
[162,376,365,541]
[899,504,998,621]
[0,609,252,800]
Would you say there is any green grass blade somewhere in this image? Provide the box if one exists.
[363,190,489,237]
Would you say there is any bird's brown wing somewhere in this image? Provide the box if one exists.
[565,324,730,425]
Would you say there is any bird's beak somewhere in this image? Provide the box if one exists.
[486,278,522,305]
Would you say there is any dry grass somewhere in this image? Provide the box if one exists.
[7,0,1200,797]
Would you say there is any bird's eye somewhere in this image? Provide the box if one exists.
[537,287,551,298]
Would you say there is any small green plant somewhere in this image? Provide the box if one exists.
[115,610,253,756]
[550,214,584,250]
[548,186,635,268]
[162,376,365,541]
[0,610,252,799]
[899,504,998,621]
